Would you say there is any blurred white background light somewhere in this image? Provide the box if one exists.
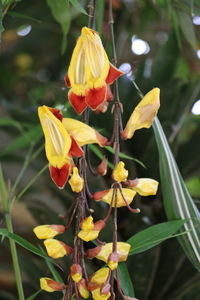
[191,99,200,115]
[131,36,150,55]
[17,25,32,36]
[192,15,200,25]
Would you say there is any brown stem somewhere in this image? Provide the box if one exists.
[118,186,140,214]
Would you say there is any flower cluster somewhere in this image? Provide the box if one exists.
[35,24,160,300]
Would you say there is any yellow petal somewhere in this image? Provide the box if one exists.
[92,288,111,300]
[78,279,90,299]
[33,225,65,239]
[95,242,130,263]
[38,106,71,168]
[62,118,107,147]
[81,216,94,231]
[40,278,65,292]
[78,230,99,242]
[122,88,160,139]
[112,161,128,182]
[69,167,84,193]
[131,178,159,196]
[44,239,70,259]
[94,188,136,207]
[90,268,110,285]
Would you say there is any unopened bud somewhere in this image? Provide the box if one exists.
[40,277,66,292]
[97,156,108,176]
[108,252,119,270]
[33,224,65,240]
[112,161,128,182]
[69,167,84,193]
[44,239,72,259]
[70,264,82,283]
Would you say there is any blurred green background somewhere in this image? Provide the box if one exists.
[0,0,200,299]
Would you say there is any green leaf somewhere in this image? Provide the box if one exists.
[69,0,87,15]
[104,146,146,168]
[0,0,4,41]
[0,229,49,259]
[8,11,42,23]
[153,116,200,271]
[186,177,200,198]
[127,220,186,255]
[177,10,197,51]
[0,118,23,132]
[0,125,42,157]
[118,263,135,297]
[26,290,42,300]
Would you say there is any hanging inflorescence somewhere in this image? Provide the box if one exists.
[33,2,160,299]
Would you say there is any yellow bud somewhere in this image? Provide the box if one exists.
[40,277,65,292]
[70,264,82,283]
[130,178,159,196]
[112,161,128,182]
[78,230,100,242]
[44,239,72,259]
[33,224,65,239]
[78,279,90,299]
[69,167,84,193]
[81,216,94,231]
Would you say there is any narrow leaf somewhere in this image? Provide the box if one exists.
[118,263,135,297]
[104,146,146,168]
[178,10,197,51]
[26,290,42,300]
[97,0,105,35]
[127,220,186,255]
[0,0,4,41]
[0,229,49,259]
[69,0,87,15]
[153,116,200,271]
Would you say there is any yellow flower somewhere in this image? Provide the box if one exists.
[90,268,110,285]
[91,288,111,300]
[62,118,107,147]
[38,105,107,188]
[70,264,82,283]
[112,161,128,182]
[93,188,136,207]
[69,167,84,193]
[78,216,105,242]
[33,224,65,239]
[122,88,160,139]
[127,178,159,196]
[78,279,90,299]
[44,239,72,259]
[66,26,123,114]
[87,242,130,268]
[40,277,65,292]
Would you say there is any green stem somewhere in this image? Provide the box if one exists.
[0,167,25,300]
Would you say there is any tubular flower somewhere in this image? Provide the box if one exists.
[33,224,65,239]
[112,161,128,182]
[38,105,107,188]
[93,188,136,207]
[66,26,123,114]
[69,167,84,193]
[87,242,130,266]
[44,239,72,259]
[70,264,82,283]
[40,277,66,292]
[78,216,105,242]
[126,178,159,196]
[78,279,90,299]
[122,88,160,139]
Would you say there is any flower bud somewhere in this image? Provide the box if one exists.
[80,216,94,231]
[107,252,119,270]
[97,157,108,176]
[78,217,105,242]
[112,161,128,182]
[40,277,66,292]
[70,264,82,283]
[69,167,84,193]
[77,279,90,299]
[44,239,72,259]
[33,224,65,239]
[126,178,158,196]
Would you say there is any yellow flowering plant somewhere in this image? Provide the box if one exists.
[33,2,160,300]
